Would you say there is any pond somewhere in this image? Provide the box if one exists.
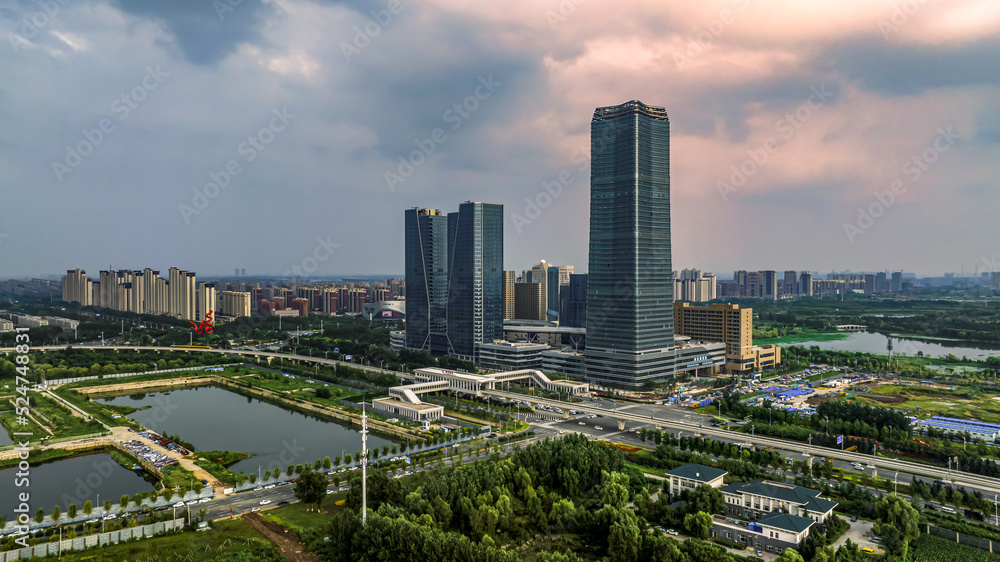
[102,385,395,476]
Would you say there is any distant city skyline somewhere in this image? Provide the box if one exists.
[2,1,998,279]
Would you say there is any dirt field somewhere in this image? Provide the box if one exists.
[242,511,321,562]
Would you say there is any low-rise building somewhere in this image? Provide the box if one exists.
[0,319,13,332]
[665,463,727,497]
[476,340,548,371]
[721,480,838,524]
[712,512,815,554]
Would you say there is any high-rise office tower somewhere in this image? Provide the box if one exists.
[562,273,588,328]
[405,208,450,355]
[876,271,888,292]
[503,271,516,320]
[546,265,574,321]
[891,271,903,292]
[447,201,504,360]
[585,100,674,387]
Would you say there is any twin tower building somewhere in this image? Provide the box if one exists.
[405,101,674,388]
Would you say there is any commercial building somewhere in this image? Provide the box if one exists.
[546,265,573,321]
[0,319,13,332]
[761,270,778,299]
[447,201,504,361]
[799,272,813,296]
[914,416,1000,442]
[405,203,504,360]
[514,283,546,321]
[561,274,588,328]
[783,270,798,297]
[721,480,838,524]
[665,463,727,497]
[503,271,516,320]
[406,208,450,355]
[891,271,903,292]
[585,100,675,387]
[673,302,781,373]
[476,340,548,372]
[362,300,406,320]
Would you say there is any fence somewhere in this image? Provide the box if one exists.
[47,364,244,386]
[928,524,996,553]
[0,518,185,561]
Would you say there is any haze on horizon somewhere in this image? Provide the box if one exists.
[1,0,998,279]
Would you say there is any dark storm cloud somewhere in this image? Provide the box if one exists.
[110,0,286,65]
[817,37,1000,96]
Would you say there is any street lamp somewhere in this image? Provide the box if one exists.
[893,472,898,495]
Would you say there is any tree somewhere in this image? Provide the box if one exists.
[323,456,332,470]
[775,549,805,562]
[685,484,725,515]
[294,467,329,512]
[550,498,577,531]
[601,470,631,510]
[69,503,77,518]
[683,511,713,539]
[287,464,294,476]
[35,507,45,523]
[103,499,112,512]
[51,505,61,520]
[121,494,130,508]
[874,494,920,558]
[344,454,352,465]
[608,509,641,562]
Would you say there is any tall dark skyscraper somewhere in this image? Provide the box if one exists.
[447,201,504,360]
[585,100,674,387]
[562,273,588,328]
[405,208,449,355]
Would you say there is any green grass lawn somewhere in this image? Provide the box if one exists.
[261,490,349,532]
[863,384,1000,422]
[29,392,106,438]
[43,519,275,561]
[755,328,851,345]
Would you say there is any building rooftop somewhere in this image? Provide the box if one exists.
[722,480,836,511]
[593,100,668,121]
[757,512,815,534]
[665,463,727,482]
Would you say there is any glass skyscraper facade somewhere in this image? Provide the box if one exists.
[405,208,450,355]
[585,100,675,387]
[447,202,504,360]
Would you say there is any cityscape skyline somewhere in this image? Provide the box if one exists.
[3,1,999,279]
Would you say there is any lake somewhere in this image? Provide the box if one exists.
[102,385,395,476]
[0,452,153,520]
[787,330,1000,359]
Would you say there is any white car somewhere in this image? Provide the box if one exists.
[253,486,264,492]
[251,507,261,512]
[198,498,211,504]
[594,426,603,431]
[259,499,271,505]
[579,422,587,426]
[174,502,186,507]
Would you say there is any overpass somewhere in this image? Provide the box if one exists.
[12,345,1000,495]
[481,389,1000,496]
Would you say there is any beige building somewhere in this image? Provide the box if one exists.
[220,291,253,318]
[61,269,92,306]
[673,302,780,373]
[514,283,546,321]
[503,271,515,319]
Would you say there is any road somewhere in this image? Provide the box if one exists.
[11,344,1000,503]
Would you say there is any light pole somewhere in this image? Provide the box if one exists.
[994,494,998,526]
[893,472,898,495]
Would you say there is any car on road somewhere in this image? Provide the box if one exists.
[850,515,857,522]
[860,547,875,554]
[277,501,289,506]
[251,507,261,512]
[259,499,271,505]
[579,422,586,426]
[264,484,276,489]
[665,529,678,536]
[199,498,211,504]
[940,506,957,514]
[253,486,264,492]
[175,502,186,508]
[327,489,335,494]
[594,426,603,431]
[103,514,117,521]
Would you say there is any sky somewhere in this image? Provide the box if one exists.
[1,0,999,280]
